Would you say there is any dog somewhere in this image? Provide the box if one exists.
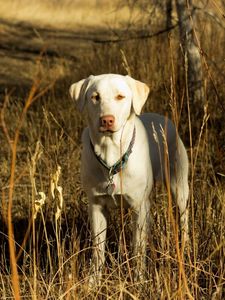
[69,74,189,283]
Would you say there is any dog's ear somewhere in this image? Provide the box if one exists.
[69,76,94,111]
[125,75,149,115]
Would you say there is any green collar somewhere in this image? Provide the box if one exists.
[90,126,136,176]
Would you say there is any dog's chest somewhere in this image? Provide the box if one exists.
[81,125,152,206]
[89,166,133,196]
[82,135,136,195]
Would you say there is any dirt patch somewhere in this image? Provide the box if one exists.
[0,18,117,91]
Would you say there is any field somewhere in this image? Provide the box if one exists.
[0,0,225,299]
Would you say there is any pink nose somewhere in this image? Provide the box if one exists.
[99,115,115,131]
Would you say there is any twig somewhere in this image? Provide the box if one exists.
[93,24,178,44]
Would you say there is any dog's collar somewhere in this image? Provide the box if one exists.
[90,126,136,176]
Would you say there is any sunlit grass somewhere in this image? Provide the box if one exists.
[0,1,225,299]
[0,0,146,30]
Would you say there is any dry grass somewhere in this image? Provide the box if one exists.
[0,0,225,299]
[0,0,149,30]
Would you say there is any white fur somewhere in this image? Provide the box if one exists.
[70,74,189,284]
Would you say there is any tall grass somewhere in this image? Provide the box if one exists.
[0,1,225,299]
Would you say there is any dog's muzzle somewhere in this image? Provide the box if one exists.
[99,115,115,132]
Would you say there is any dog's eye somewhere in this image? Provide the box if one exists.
[116,94,125,101]
[91,93,100,102]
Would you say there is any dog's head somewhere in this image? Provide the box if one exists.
[69,74,149,134]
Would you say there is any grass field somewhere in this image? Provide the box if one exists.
[0,0,225,299]
[0,0,148,30]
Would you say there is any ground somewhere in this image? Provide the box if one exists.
[0,1,225,299]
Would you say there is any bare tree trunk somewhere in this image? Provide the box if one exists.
[166,0,173,29]
[175,0,204,104]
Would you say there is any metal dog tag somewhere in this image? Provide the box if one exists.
[106,182,115,195]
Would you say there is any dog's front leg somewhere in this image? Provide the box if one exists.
[89,201,107,286]
[132,199,150,279]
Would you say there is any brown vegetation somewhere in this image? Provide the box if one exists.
[0,0,225,299]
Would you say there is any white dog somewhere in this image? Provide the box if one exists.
[70,74,189,283]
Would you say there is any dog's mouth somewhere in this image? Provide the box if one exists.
[99,127,115,134]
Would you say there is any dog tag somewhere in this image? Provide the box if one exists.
[106,182,115,195]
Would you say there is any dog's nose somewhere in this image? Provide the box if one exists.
[99,115,115,131]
